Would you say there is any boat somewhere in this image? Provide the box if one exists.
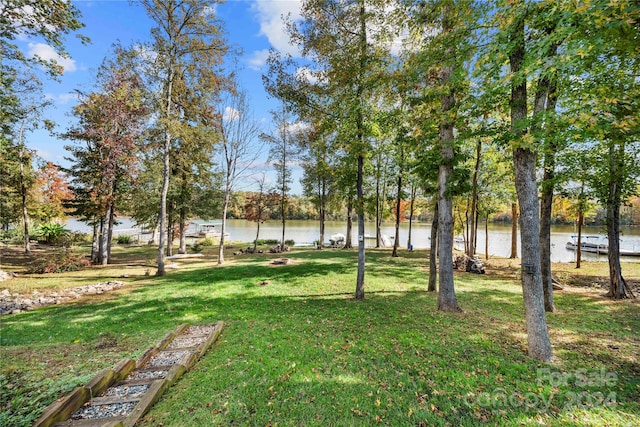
[565,235,640,257]
[187,222,229,239]
[329,233,345,247]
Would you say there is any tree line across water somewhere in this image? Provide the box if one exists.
[1,1,639,362]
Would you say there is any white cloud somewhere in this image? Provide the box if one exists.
[44,92,80,105]
[223,106,241,122]
[251,0,303,56]
[247,49,271,70]
[295,66,323,85]
[284,120,309,136]
[27,43,76,73]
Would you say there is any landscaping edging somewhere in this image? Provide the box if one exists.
[0,281,127,315]
[33,322,224,427]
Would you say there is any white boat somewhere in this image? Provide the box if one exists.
[188,222,229,239]
[565,235,640,257]
[329,233,345,247]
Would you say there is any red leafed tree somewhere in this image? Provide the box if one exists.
[64,48,147,264]
[243,174,276,251]
[31,161,73,222]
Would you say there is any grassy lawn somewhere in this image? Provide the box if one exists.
[1,244,638,426]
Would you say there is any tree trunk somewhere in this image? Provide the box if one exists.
[485,214,489,260]
[253,220,261,252]
[576,210,583,269]
[408,183,416,250]
[166,215,174,257]
[536,36,559,313]
[18,142,30,255]
[510,202,518,258]
[375,174,381,248]
[356,154,366,300]
[345,197,353,249]
[91,223,99,263]
[436,49,461,311]
[428,202,438,292]
[539,168,556,312]
[468,140,481,257]
[99,203,112,266]
[605,142,628,299]
[178,204,187,255]
[106,204,114,264]
[218,190,230,264]
[157,67,174,276]
[319,197,326,250]
[392,174,402,257]
[510,14,553,361]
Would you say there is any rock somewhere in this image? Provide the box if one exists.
[0,280,127,315]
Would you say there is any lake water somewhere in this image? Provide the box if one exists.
[65,218,640,263]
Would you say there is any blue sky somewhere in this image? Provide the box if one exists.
[18,0,304,192]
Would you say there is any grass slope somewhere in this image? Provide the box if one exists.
[1,246,638,426]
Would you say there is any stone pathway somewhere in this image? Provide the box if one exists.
[34,322,224,427]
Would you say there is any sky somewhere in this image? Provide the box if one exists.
[17,0,305,193]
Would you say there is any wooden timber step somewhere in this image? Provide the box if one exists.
[36,322,224,427]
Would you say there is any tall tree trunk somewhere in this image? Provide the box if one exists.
[392,174,402,257]
[91,222,99,263]
[18,138,30,255]
[485,214,489,260]
[99,203,112,266]
[375,174,381,248]
[428,202,438,292]
[345,196,353,249]
[20,162,30,255]
[606,142,628,299]
[576,210,583,269]
[437,61,461,312]
[510,202,518,258]
[319,181,326,249]
[510,13,553,361]
[107,203,114,264]
[253,220,261,252]
[356,154,365,300]
[408,183,416,250]
[281,203,286,250]
[166,214,174,257]
[157,67,174,276]
[468,140,482,257]
[218,189,230,264]
[536,38,559,313]
[178,204,187,255]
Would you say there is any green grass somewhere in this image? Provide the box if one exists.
[1,246,638,426]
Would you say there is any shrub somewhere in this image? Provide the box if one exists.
[197,237,215,247]
[27,250,90,274]
[285,239,295,246]
[254,239,279,246]
[36,223,70,246]
[116,235,132,244]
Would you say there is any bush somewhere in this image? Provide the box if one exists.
[70,232,92,245]
[197,237,215,247]
[285,239,295,247]
[255,239,279,246]
[36,223,70,246]
[27,250,90,274]
[116,235,132,244]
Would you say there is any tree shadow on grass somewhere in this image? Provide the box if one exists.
[3,253,639,426]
